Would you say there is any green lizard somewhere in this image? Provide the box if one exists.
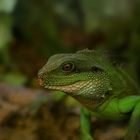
[38,49,140,140]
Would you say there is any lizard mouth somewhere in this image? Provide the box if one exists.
[44,80,93,93]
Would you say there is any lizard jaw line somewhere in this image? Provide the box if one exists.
[44,80,92,93]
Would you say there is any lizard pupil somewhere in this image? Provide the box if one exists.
[62,63,74,72]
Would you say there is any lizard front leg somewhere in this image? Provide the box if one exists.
[80,107,94,140]
[124,101,140,140]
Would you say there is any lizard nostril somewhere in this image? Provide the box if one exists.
[38,75,44,86]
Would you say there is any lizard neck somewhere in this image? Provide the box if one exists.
[67,78,112,111]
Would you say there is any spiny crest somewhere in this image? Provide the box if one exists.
[76,48,107,57]
[76,48,95,54]
[76,48,121,67]
[76,48,108,59]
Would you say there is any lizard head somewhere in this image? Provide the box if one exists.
[38,49,113,109]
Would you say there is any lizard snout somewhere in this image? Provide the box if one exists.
[38,73,45,86]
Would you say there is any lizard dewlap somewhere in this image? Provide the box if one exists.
[38,49,140,140]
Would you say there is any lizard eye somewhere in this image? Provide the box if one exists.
[62,62,75,72]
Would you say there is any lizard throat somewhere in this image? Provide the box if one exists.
[44,80,93,93]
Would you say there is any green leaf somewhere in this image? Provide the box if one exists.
[3,72,27,86]
[0,0,17,13]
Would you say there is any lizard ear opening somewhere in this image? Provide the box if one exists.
[91,66,104,73]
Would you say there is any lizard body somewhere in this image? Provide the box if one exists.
[38,49,140,140]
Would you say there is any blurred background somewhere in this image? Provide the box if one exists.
[0,0,140,140]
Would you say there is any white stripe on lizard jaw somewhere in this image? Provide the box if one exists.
[45,80,93,93]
